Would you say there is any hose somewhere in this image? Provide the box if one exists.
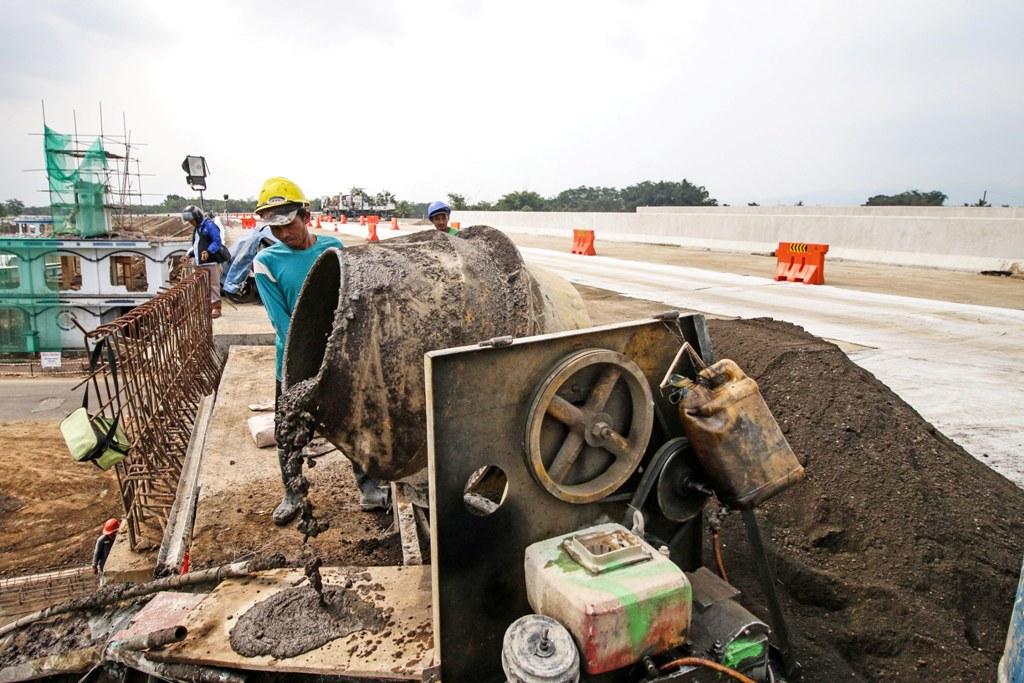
[658,656,756,683]
[713,529,730,583]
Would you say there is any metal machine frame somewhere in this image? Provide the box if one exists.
[425,314,713,681]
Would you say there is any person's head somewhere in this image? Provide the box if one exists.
[427,200,451,231]
[102,518,120,536]
[180,205,204,228]
[255,177,312,249]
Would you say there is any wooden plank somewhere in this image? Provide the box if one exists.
[156,566,434,680]
[157,393,215,575]
[391,483,423,566]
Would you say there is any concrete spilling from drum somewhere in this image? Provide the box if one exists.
[284,226,591,481]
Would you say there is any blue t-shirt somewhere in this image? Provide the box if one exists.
[253,235,343,379]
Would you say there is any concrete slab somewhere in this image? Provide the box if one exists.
[521,247,1024,487]
[103,531,155,585]
[213,302,274,337]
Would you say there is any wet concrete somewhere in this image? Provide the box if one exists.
[275,377,329,541]
[228,580,389,659]
[0,614,93,668]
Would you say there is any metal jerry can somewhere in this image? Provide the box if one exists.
[664,346,804,509]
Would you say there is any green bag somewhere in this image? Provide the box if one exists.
[60,340,130,471]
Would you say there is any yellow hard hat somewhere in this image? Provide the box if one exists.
[255,177,308,214]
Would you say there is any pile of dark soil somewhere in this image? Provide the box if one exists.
[707,318,1024,682]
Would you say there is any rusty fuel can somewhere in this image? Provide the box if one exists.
[664,345,803,509]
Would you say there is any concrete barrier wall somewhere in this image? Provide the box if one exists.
[636,206,1024,219]
[450,207,1024,272]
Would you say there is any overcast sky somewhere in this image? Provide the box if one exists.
[2,0,1022,208]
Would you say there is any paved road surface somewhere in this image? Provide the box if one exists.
[0,379,85,422]
[521,247,1024,487]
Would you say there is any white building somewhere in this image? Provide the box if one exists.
[0,236,190,352]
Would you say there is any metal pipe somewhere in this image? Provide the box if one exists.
[107,647,247,683]
[0,555,284,639]
[107,625,187,652]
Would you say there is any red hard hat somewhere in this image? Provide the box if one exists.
[102,518,120,535]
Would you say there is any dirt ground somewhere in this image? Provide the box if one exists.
[705,317,1024,682]
[190,455,403,570]
[112,214,190,239]
[0,422,121,577]
[188,346,403,570]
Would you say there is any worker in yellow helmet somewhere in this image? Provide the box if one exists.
[252,177,389,525]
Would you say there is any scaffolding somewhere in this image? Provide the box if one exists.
[0,105,174,355]
[35,103,152,237]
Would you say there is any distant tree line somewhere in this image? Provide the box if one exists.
[447,179,718,212]
[864,190,947,206]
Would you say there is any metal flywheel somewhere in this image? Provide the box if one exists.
[525,349,655,504]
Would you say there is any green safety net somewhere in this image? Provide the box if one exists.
[45,126,109,237]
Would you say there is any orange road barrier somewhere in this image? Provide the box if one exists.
[340,214,348,224]
[571,228,597,256]
[774,242,829,285]
[241,215,256,229]
[450,221,461,230]
[391,217,399,230]
[368,222,380,242]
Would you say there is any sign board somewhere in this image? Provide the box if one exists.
[40,352,62,369]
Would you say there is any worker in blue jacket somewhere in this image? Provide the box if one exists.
[182,205,227,318]
[252,177,389,525]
